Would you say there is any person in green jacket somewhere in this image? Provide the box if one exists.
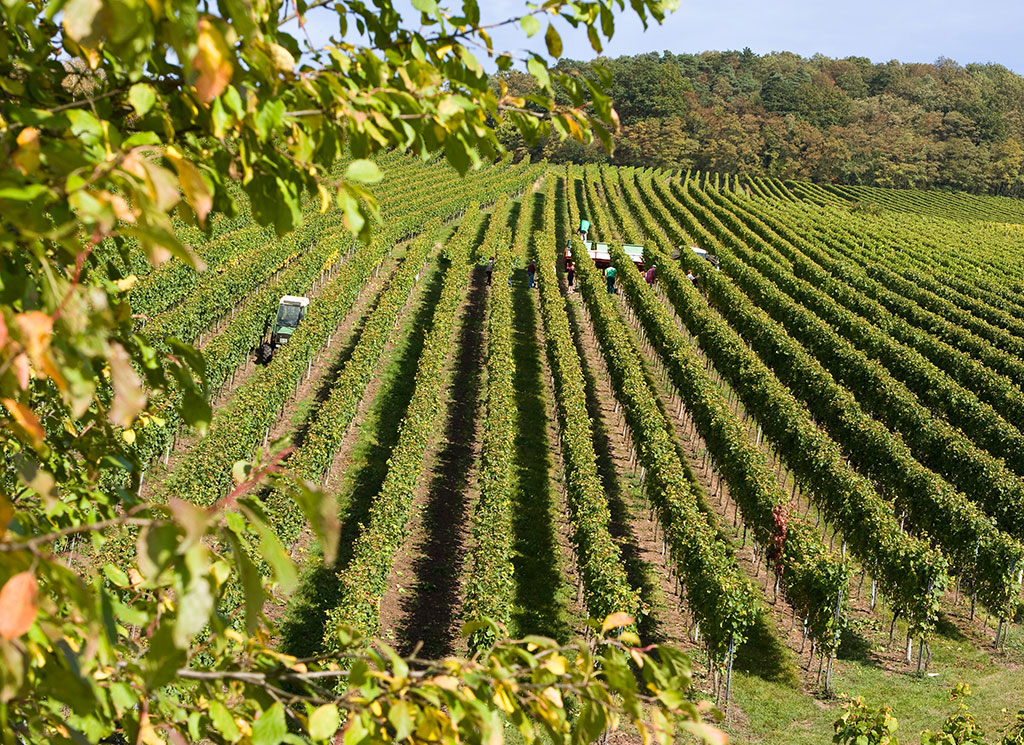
[605,264,617,294]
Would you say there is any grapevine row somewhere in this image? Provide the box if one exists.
[157,227,397,507]
[700,184,1024,483]
[261,219,448,548]
[566,169,759,660]
[322,205,491,643]
[752,196,1024,410]
[678,181,1024,545]
[639,173,1020,617]
[530,178,641,626]
[462,195,518,647]
[588,166,851,646]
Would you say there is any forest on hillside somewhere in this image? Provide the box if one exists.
[496,50,1024,195]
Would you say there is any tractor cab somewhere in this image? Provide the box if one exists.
[272,295,309,348]
[687,246,721,270]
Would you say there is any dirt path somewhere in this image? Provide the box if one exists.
[380,267,488,657]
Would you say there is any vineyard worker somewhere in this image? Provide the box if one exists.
[528,258,537,288]
[566,258,576,290]
[605,264,617,294]
[645,264,657,287]
[486,255,495,286]
[687,269,698,289]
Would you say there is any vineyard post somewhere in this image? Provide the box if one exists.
[724,634,735,710]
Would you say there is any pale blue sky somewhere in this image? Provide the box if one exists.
[286,0,1024,73]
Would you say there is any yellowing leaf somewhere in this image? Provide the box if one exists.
[629,648,646,668]
[174,158,213,226]
[15,311,52,372]
[492,685,516,714]
[679,721,729,745]
[601,612,634,634]
[13,353,30,391]
[543,654,567,676]
[430,675,460,691]
[541,687,563,709]
[264,41,296,74]
[62,0,103,47]
[138,713,164,745]
[13,127,41,175]
[116,276,138,292]
[193,19,233,104]
[107,342,147,427]
[3,398,44,448]
[0,571,38,639]
[0,493,13,536]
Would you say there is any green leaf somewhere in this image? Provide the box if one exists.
[252,702,287,745]
[308,703,340,741]
[180,388,212,436]
[544,24,562,58]
[136,524,178,581]
[240,501,298,592]
[344,159,383,185]
[527,57,551,90]
[520,15,540,37]
[209,700,242,743]
[128,83,156,117]
[444,134,471,175]
[388,700,415,742]
[410,0,438,12]
[287,479,341,566]
[173,577,213,648]
[225,531,264,633]
[0,184,51,201]
[103,565,130,588]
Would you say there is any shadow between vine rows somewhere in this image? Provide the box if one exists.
[279,257,448,657]
[395,267,487,657]
[509,265,571,642]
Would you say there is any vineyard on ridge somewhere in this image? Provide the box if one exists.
[127,155,1024,744]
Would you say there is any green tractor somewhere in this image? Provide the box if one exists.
[257,295,309,364]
